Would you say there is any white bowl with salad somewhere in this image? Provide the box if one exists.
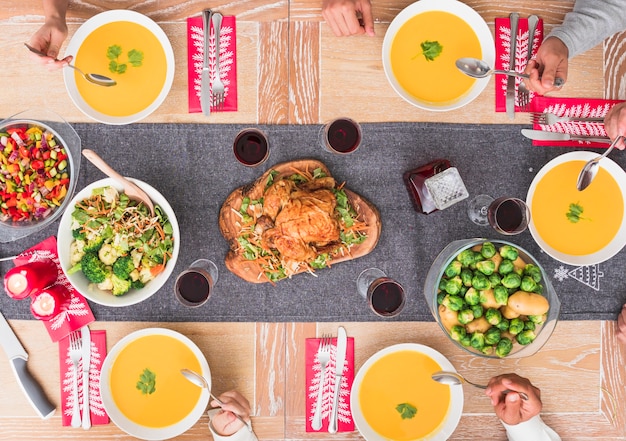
[57,177,179,307]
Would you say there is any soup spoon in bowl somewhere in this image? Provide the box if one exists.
[180,369,253,432]
[24,43,117,87]
[431,371,529,400]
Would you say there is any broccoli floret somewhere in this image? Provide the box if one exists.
[80,252,108,284]
[83,235,105,253]
[72,228,87,240]
[111,274,132,296]
[131,279,145,290]
[113,255,135,280]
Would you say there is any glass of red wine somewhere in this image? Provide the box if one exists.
[174,259,218,307]
[319,117,362,154]
[356,268,405,317]
[468,195,531,235]
[233,128,269,167]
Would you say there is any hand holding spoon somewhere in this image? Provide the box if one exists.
[456,57,565,87]
[82,149,155,216]
[577,135,623,191]
[24,43,116,87]
[431,371,529,400]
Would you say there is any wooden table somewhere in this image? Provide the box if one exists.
[1,1,625,440]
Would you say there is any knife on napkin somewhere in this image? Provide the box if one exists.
[506,12,519,119]
[0,311,55,419]
[200,9,213,116]
[521,129,611,143]
[328,326,347,434]
[81,325,91,429]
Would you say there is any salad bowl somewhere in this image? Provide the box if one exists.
[57,177,180,307]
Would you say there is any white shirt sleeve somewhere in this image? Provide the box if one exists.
[207,409,259,441]
[501,415,561,441]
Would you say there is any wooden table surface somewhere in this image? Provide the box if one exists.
[1,1,626,440]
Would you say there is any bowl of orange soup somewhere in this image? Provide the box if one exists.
[527,151,626,265]
[100,328,210,440]
[351,343,463,441]
[382,0,494,111]
[63,10,175,125]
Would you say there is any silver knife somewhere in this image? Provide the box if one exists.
[328,326,347,434]
[0,311,55,419]
[80,325,91,429]
[506,13,519,119]
[521,129,610,143]
[200,9,212,116]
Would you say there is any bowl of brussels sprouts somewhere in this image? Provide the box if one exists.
[424,238,560,358]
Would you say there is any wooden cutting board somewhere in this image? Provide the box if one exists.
[218,159,382,283]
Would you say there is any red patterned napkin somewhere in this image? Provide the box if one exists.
[495,17,543,112]
[59,329,109,426]
[14,236,95,342]
[529,96,624,147]
[305,337,355,432]
[187,15,238,113]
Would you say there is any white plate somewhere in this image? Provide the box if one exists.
[57,177,180,307]
[382,0,494,111]
[100,328,210,440]
[351,343,463,441]
[527,151,626,265]
[63,10,175,124]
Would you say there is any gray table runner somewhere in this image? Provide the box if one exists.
[1,123,625,322]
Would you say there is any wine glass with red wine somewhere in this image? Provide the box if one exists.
[174,259,219,307]
[468,195,531,235]
[319,117,362,154]
[233,128,269,167]
[356,268,405,317]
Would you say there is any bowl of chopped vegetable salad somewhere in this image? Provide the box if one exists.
[0,109,81,243]
[57,178,179,307]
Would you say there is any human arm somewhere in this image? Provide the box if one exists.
[321,0,375,37]
[28,0,72,69]
[604,103,626,150]
[207,391,258,441]
[485,373,561,441]
[617,304,626,343]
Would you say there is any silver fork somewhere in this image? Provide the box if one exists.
[530,111,605,125]
[68,331,82,428]
[211,12,225,111]
[517,15,538,112]
[311,334,331,431]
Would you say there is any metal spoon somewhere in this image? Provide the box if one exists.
[24,43,117,87]
[431,371,529,400]
[577,135,623,191]
[82,149,155,216]
[0,256,17,262]
[456,57,565,87]
[180,369,253,432]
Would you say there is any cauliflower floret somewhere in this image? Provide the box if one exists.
[97,274,114,291]
[131,249,143,268]
[70,240,86,266]
[98,244,118,266]
[139,266,155,284]
[129,269,140,282]
[102,186,119,205]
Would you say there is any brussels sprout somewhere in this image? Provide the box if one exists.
[485,308,502,326]
[495,337,513,357]
[489,273,502,287]
[450,325,467,342]
[508,317,525,335]
[460,268,473,287]
[442,295,465,312]
[480,242,496,258]
[520,276,538,293]
[498,259,515,275]
[470,332,485,350]
[485,327,502,345]
[437,291,446,305]
[501,273,522,289]
[494,285,509,306]
[524,320,536,331]
[516,330,537,345]
[458,309,475,325]
[481,345,494,356]
[528,314,546,325]
[445,276,463,295]
[499,245,519,261]
[464,288,480,306]
[438,278,448,291]
[524,264,542,283]
[457,249,478,267]
[476,260,496,276]
[459,334,472,347]
[471,304,484,319]
[445,260,463,278]
[496,317,510,331]
[472,273,491,290]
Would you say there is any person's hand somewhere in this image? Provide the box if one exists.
[322,0,375,37]
[485,373,542,425]
[210,391,252,436]
[604,102,626,150]
[28,17,72,70]
[522,36,569,95]
[617,304,626,344]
